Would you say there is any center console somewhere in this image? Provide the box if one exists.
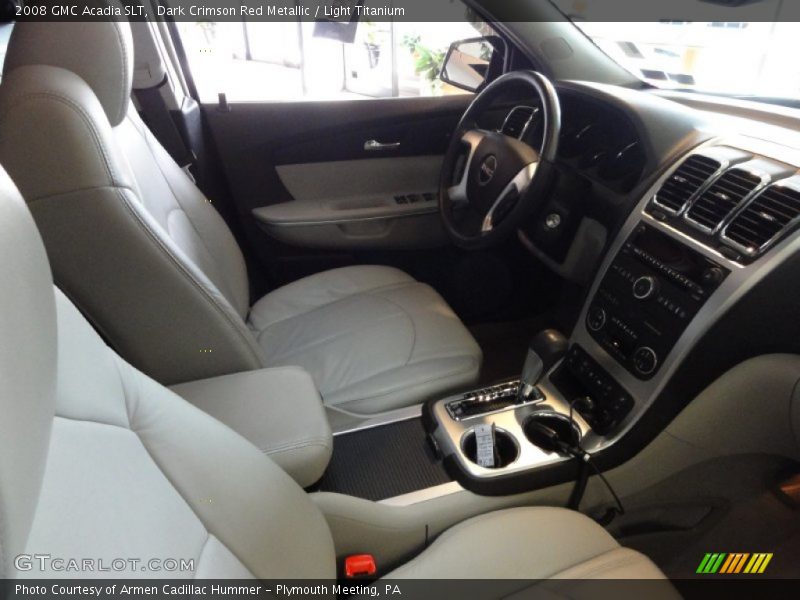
[424,137,800,496]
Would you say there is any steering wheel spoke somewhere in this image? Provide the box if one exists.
[447,129,487,204]
[481,162,539,233]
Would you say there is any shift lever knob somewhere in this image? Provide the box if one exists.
[519,329,569,399]
[519,348,544,399]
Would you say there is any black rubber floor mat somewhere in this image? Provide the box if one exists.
[315,418,451,501]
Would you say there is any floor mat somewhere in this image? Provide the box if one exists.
[315,418,451,501]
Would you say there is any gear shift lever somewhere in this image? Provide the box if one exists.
[519,329,569,400]
[519,348,544,400]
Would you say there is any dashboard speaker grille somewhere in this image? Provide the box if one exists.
[724,183,800,255]
[685,167,762,231]
[652,154,720,213]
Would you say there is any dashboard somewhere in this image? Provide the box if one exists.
[508,81,800,461]
[507,91,647,194]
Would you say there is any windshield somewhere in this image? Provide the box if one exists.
[555,1,800,101]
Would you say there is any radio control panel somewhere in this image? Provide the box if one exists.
[586,223,729,379]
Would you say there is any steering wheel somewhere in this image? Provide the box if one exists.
[439,70,561,249]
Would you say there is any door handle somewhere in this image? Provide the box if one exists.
[364,139,401,151]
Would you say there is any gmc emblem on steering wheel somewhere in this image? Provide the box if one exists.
[478,155,498,185]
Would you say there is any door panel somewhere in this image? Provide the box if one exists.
[204,95,470,212]
[276,155,442,200]
[257,155,445,249]
[203,96,470,278]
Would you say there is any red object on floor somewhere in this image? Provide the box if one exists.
[345,554,377,578]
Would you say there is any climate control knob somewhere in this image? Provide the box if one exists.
[632,346,658,376]
[587,306,607,332]
[632,275,658,300]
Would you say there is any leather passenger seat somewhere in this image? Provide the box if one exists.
[0,165,673,585]
[0,20,482,414]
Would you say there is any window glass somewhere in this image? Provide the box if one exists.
[177,6,495,102]
[0,23,13,82]
[555,0,800,100]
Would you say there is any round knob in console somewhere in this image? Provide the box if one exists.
[632,346,658,375]
[701,266,724,286]
[632,275,659,300]
[586,306,607,332]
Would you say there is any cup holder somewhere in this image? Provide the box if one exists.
[461,428,519,469]
[523,413,581,453]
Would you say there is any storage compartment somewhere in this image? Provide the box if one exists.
[315,418,451,501]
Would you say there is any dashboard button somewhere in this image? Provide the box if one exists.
[632,275,659,300]
[632,346,658,375]
[587,306,607,332]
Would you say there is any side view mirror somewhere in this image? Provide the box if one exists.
[440,35,506,92]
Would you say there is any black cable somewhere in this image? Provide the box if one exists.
[562,398,625,521]
[567,457,590,510]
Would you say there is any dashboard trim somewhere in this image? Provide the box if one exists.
[681,163,772,236]
[651,153,730,217]
[567,135,800,453]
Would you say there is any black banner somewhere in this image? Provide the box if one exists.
[3,579,800,600]
[5,0,800,23]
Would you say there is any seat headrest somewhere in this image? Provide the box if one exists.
[3,19,133,126]
[0,165,57,576]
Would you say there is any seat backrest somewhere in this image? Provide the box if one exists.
[0,20,265,385]
[0,166,57,577]
[0,165,336,579]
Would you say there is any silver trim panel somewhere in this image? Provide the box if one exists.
[429,380,591,481]
[332,404,423,436]
[571,136,800,452]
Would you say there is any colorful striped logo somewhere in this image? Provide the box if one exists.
[696,552,773,574]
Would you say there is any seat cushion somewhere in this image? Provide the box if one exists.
[248,266,482,413]
[386,507,670,581]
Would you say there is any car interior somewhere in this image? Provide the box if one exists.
[2,0,800,592]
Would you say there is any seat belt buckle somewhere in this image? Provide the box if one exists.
[181,151,198,183]
[344,554,377,578]
[181,163,196,184]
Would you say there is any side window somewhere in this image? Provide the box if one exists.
[176,8,496,102]
[0,23,13,81]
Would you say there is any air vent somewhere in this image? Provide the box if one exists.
[722,183,800,256]
[685,168,762,232]
[652,154,720,214]
[501,106,536,139]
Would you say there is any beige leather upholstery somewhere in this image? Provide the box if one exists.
[249,266,482,412]
[0,20,481,414]
[0,165,667,583]
[0,165,333,579]
[3,20,132,126]
[386,507,666,579]
[0,166,57,577]
[26,291,335,578]
[170,367,332,487]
